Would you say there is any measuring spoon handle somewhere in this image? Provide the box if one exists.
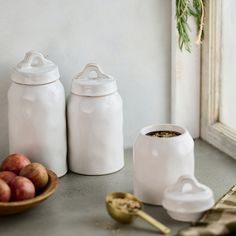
[136,210,170,234]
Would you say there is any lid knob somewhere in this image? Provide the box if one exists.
[71,63,117,96]
[11,51,59,85]
[17,51,53,70]
[76,63,109,80]
[172,175,207,193]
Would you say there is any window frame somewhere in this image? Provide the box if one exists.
[201,0,236,159]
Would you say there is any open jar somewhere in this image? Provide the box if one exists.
[133,124,195,205]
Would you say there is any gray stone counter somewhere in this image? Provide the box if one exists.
[0,139,236,236]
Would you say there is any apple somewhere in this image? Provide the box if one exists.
[20,163,49,191]
[10,176,35,201]
[0,171,16,185]
[0,179,11,202]
[1,153,31,174]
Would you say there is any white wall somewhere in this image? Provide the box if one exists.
[0,0,171,157]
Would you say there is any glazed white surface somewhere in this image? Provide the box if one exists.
[8,80,67,177]
[68,92,124,175]
[133,124,195,205]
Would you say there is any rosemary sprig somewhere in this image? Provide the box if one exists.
[176,0,191,52]
[176,0,204,52]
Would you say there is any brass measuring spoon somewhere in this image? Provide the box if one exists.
[106,192,170,234]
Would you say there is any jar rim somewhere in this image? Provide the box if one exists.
[140,124,187,139]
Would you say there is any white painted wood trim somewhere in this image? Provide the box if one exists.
[171,0,201,138]
[201,0,236,160]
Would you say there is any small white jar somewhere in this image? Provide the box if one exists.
[68,63,124,175]
[8,51,67,177]
[133,124,194,205]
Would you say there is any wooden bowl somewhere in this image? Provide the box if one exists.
[0,169,59,215]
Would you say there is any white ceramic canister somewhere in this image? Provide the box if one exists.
[133,124,194,205]
[8,51,67,177]
[68,63,124,175]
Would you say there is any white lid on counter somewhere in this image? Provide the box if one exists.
[71,63,117,96]
[11,51,59,85]
[162,175,215,222]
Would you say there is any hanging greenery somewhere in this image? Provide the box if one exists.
[176,0,205,52]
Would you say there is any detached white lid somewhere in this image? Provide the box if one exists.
[11,51,60,85]
[71,63,117,96]
[163,175,214,214]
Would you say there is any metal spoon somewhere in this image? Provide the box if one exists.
[106,192,170,234]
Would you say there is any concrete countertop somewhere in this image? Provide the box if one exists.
[0,139,236,236]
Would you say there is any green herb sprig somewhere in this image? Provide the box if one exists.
[176,0,204,52]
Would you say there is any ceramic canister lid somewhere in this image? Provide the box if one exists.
[162,175,215,214]
[71,63,117,96]
[11,51,60,85]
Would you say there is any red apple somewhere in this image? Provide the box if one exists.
[1,153,31,175]
[0,171,16,184]
[10,176,35,201]
[20,163,49,191]
[0,179,11,202]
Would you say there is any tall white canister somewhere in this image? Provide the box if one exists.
[68,63,124,175]
[8,51,67,177]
